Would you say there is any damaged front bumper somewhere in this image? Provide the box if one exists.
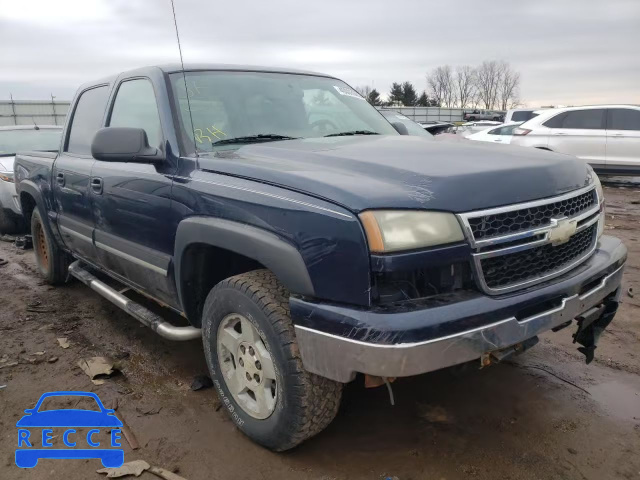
[292,235,626,383]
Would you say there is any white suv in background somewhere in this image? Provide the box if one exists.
[511,105,640,174]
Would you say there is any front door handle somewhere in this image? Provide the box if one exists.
[56,172,65,186]
[91,177,103,195]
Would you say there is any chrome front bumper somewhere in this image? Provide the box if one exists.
[295,262,624,383]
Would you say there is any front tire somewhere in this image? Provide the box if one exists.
[202,269,342,451]
[31,208,70,285]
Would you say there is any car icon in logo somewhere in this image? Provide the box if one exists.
[16,391,124,469]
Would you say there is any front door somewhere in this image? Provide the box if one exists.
[53,85,111,261]
[90,78,179,308]
[606,108,640,171]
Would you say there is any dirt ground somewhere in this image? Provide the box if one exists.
[1,181,639,480]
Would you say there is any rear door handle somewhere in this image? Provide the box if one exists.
[554,132,568,136]
[56,172,65,186]
[91,177,103,195]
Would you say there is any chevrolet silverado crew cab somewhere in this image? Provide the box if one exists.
[14,65,626,451]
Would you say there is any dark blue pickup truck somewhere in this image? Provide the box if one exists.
[14,65,626,451]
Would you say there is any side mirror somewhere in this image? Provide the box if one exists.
[91,127,164,163]
[392,122,409,135]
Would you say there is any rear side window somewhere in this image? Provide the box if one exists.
[560,109,606,129]
[543,112,567,128]
[108,79,162,148]
[511,111,537,122]
[66,86,109,155]
[608,108,640,131]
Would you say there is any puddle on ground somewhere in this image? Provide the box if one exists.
[589,380,640,421]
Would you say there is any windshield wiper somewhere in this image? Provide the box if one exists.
[324,130,379,137]
[211,134,300,146]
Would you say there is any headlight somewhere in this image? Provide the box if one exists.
[0,170,14,183]
[359,210,465,253]
[590,169,605,238]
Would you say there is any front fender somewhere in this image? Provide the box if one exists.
[174,217,315,311]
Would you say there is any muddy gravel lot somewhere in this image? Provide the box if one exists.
[1,182,639,480]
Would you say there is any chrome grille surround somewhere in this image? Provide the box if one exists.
[457,184,601,295]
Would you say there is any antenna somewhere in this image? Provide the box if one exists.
[169,0,198,157]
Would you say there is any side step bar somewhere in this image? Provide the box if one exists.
[68,261,201,341]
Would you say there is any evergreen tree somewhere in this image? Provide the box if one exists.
[401,82,418,106]
[366,89,382,106]
[388,82,404,105]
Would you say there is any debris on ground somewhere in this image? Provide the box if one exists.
[97,460,150,478]
[77,357,119,385]
[418,404,450,423]
[118,413,140,450]
[57,337,71,349]
[148,466,189,480]
[33,351,45,356]
[48,356,58,363]
[26,301,55,313]
[14,235,32,250]
[0,361,18,370]
[0,258,7,267]
[628,287,634,298]
[0,234,15,243]
[190,374,213,391]
[0,385,6,390]
[136,406,162,416]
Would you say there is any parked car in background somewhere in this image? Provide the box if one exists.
[466,122,523,145]
[503,108,547,124]
[0,125,62,233]
[457,120,502,137]
[379,110,433,137]
[463,109,504,122]
[511,105,640,174]
[419,120,455,135]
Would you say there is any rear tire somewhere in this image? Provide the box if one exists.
[31,208,70,285]
[202,269,342,451]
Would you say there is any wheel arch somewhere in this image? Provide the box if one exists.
[174,217,314,326]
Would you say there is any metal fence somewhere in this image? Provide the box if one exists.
[0,100,71,127]
[376,106,465,123]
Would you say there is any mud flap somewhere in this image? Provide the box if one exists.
[573,300,619,364]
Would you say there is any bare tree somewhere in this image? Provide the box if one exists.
[427,65,456,108]
[475,60,501,110]
[355,85,373,99]
[454,65,476,109]
[497,62,521,110]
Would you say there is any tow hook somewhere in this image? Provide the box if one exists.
[480,336,540,368]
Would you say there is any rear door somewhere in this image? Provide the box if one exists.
[90,77,179,307]
[605,107,640,171]
[53,85,110,261]
[546,109,607,167]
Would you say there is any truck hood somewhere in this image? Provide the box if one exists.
[196,136,592,213]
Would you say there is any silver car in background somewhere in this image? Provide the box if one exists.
[511,105,640,174]
[0,125,62,233]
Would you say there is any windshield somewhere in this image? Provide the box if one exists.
[170,71,397,152]
[0,129,62,155]
[380,112,433,138]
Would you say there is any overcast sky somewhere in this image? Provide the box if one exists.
[1,0,638,106]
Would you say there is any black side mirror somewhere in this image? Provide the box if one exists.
[392,122,409,135]
[91,127,164,163]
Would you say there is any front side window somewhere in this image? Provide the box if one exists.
[109,79,162,148]
[170,71,397,153]
[66,85,110,155]
[608,108,640,131]
[0,129,62,155]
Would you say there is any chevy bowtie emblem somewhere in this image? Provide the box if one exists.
[548,217,577,245]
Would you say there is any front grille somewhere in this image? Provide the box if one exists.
[468,189,597,241]
[480,224,597,289]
